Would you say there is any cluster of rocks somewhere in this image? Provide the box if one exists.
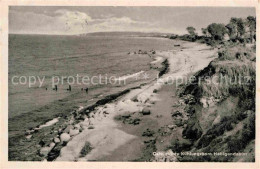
[38,122,83,158]
[115,114,141,125]
[36,106,91,160]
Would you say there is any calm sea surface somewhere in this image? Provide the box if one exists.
[8,34,177,160]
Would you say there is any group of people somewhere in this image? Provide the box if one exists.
[45,85,89,93]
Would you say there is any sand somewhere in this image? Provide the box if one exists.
[55,41,217,161]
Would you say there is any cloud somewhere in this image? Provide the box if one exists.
[9,9,95,34]
[9,9,154,34]
[86,16,150,32]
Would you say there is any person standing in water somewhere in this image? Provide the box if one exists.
[53,85,58,91]
[67,85,71,91]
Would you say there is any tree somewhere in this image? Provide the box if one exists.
[230,17,245,38]
[201,28,208,37]
[186,26,197,36]
[207,23,227,41]
[236,18,245,38]
[246,16,256,43]
[225,23,236,40]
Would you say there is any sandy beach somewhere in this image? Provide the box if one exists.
[54,42,216,161]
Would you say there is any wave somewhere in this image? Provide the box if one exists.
[114,71,145,81]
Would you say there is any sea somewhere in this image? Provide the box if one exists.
[8,33,176,160]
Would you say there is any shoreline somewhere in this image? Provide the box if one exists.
[52,49,170,161]
[54,42,217,161]
[9,46,169,161]
[23,53,168,142]
[8,39,216,161]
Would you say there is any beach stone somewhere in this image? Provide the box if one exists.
[58,128,63,134]
[39,147,51,157]
[74,124,81,129]
[60,133,70,142]
[49,142,55,149]
[54,137,60,143]
[63,125,74,133]
[141,108,151,115]
[69,129,79,136]
[26,135,32,140]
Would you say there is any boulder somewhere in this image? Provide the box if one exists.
[69,129,79,136]
[60,133,70,142]
[49,142,55,149]
[26,135,32,140]
[39,147,51,157]
[54,137,60,143]
[63,125,74,133]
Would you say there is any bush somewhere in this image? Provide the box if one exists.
[169,139,192,152]
[182,118,202,140]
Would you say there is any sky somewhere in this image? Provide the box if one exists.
[9,6,256,35]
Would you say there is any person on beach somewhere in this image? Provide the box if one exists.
[67,85,71,91]
[85,87,89,93]
[53,85,58,91]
